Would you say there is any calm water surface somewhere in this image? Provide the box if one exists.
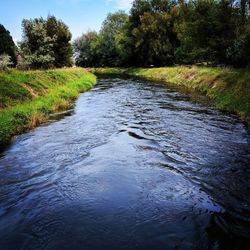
[0,78,249,250]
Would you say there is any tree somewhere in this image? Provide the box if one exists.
[20,18,55,69]
[0,54,13,70]
[74,11,129,67]
[20,16,73,69]
[74,31,101,67]
[226,23,250,66]
[175,0,216,63]
[129,0,179,66]
[98,11,130,66]
[0,24,16,65]
[75,0,249,68]
[113,20,134,66]
[174,0,245,65]
[46,15,73,67]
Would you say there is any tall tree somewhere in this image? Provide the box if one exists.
[175,0,243,65]
[98,11,130,66]
[74,11,129,67]
[46,16,73,67]
[20,18,55,69]
[129,0,179,66]
[74,31,101,67]
[75,0,250,68]
[213,0,238,63]
[176,0,217,63]
[20,16,73,69]
[0,24,16,65]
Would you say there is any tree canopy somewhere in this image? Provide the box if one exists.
[74,11,130,67]
[0,24,17,65]
[74,0,250,68]
[1,1,250,69]
[19,16,73,69]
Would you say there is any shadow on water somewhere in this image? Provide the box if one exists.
[0,105,76,157]
[206,212,250,250]
[0,77,249,250]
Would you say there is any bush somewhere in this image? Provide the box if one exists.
[226,24,250,67]
[0,54,13,70]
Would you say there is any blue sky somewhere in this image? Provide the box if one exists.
[0,0,133,43]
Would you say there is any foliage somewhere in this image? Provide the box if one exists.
[74,0,250,67]
[74,11,129,67]
[226,23,250,66]
[20,18,56,69]
[98,11,130,66]
[0,24,17,65]
[74,31,101,67]
[19,16,73,69]
[46,15,73,67]
[130,0,179,66]
[175,0,239,64]
[0,54,13,70]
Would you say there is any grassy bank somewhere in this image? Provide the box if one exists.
[0,68,96,146]
[92,67,250,126]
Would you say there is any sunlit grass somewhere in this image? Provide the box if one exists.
[0,68,96,145]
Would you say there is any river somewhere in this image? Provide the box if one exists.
[0,78,249,250]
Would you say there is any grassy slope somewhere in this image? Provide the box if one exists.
[0,68,96,145]
[92,67,250,126]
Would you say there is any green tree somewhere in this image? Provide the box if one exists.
[75,0,249,68]
[114,20,134,66]
[74,31,101,67]
[98,11,130,66]
[74,11,129,67]
[20,16,73,69]
[226,23,250,66]
[46,15,73,67]
[0,24,16,65]
[129,0,179,66]
[20,18,55,69]
[175,0,216,63]
[176,0,248,65]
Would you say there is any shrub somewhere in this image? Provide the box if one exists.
[0,54,13,70]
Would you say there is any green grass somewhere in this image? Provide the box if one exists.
[1,66,248,145]
[92,66,250,126]
[0,68,96,146]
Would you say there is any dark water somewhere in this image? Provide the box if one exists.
[0,78,249,250]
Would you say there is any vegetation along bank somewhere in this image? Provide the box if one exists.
[92,67,250,126]
[0,68,96,146]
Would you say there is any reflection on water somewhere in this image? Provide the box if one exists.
[0,78,249,250]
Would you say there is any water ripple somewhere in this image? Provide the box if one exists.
[0,78,249,249]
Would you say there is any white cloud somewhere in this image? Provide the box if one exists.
[106,0,133,10]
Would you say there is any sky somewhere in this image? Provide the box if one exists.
[0,0,133,43]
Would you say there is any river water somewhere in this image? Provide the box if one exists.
[0,78,249,250]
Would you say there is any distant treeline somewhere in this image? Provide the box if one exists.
[0,0,250,69]
[74,0,250,68]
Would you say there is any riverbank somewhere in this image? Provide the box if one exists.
[92,67,250,126]
[0,68,96,146]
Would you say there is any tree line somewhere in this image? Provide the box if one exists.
[74,0,250,68]
[1,0,250,70]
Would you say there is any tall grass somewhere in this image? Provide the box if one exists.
[0,68,96,145]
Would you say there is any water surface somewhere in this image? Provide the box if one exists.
[0,78,249,249]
